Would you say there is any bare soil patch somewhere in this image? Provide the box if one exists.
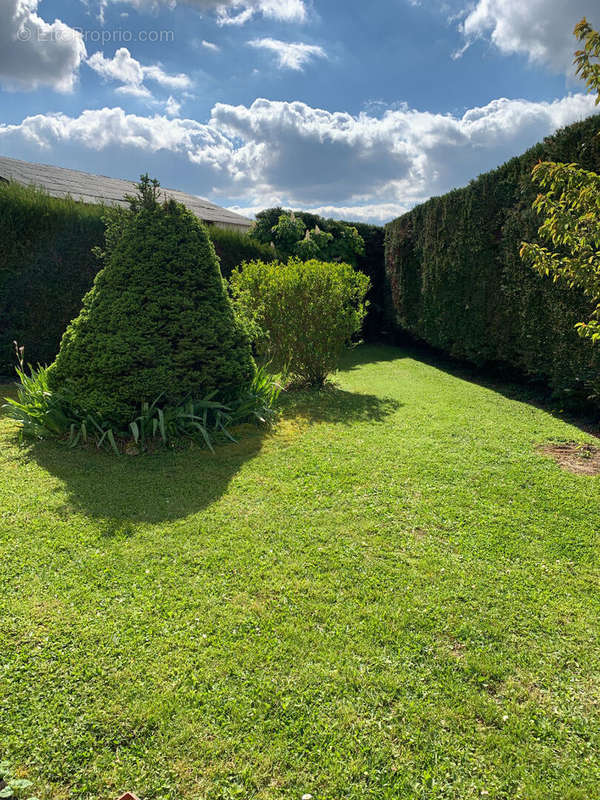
[538,442,600,476]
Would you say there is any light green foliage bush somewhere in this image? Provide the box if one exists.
[47,177,255,424]
[250,207,386,337]
[230,258,370,386]
[521,161,600,344]
[521,19,600,360]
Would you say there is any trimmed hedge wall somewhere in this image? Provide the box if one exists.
[349,221,385,339]
[209,225,276,279]
[0,183,106,376]
[0,183,274,375]
[385,114,600,409]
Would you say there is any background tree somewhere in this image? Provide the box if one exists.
[270,212,308,259]
[520,19,600,342]
[251,208,365,266]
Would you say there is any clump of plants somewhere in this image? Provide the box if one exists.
[0,760,37,800]
[230,258,370,386]
[4,351,279,454]
[4,177,280,453]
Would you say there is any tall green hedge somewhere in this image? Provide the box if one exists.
[208,225,276,279]
[0,183,105,376]
[348,221,385,339]
[0,183,272,375]
[385,114,600,409]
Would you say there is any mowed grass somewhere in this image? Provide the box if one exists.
[1,344,600,800]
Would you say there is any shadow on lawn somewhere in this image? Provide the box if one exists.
[26,425,270,529]
[348,337,600,437]
[340,342,408,371]
[280,384,401,425]
[23,386,400,528]
[408,346,600,436]
[0,382,17,406]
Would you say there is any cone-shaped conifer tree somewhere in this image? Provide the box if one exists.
[48,177,254,423]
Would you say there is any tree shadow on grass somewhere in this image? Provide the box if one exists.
[339,341,408,372]
[400,341,600,437]
[20,387,400,529]
[24,425,269,530]
[278,384,402,426]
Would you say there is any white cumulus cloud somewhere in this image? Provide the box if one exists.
[0,0,86,91]
[143,64,193,90]
[105,0,307,25]
[165,95,182,116]
[248,38,326,70]
[0,93,597,224]
[460,0,600,73]
[87,48,192,98]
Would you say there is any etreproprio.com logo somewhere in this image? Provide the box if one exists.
[17,26,175,44]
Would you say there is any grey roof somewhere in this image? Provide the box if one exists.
[0,155,252,231]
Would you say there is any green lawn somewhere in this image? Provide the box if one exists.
[1,344,599,800]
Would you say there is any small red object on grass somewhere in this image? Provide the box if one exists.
[117,794,140,800]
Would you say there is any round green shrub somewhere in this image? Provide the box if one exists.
[48,193,254,423]
[230,258,370,386]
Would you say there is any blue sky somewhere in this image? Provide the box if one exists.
[0,0,598,223]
